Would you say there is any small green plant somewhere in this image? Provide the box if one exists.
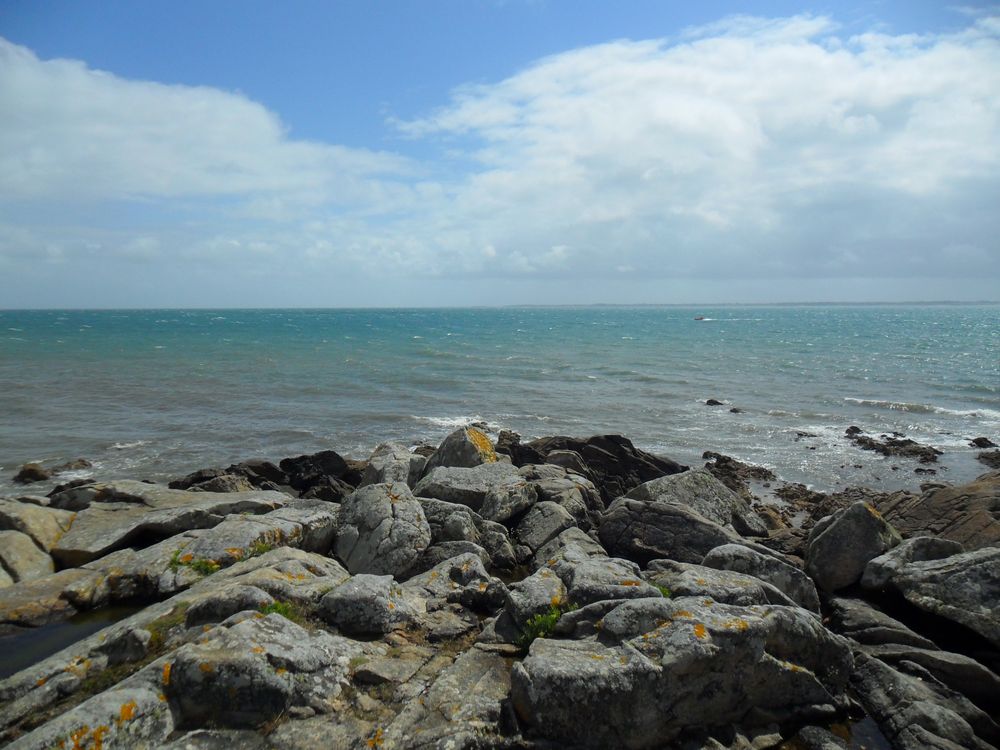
[348,655,369,671]
[168,548,220,576]
[247,540,275,558]
[259,600,305,624]
[655,585,672,598]
[518,601,576,648]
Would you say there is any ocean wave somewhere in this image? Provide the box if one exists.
[844,398,1000,420]
[410,415,504,432]
[111,440,149,450]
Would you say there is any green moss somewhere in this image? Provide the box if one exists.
[259,600,305,624]
[168,548,220,576]
[655,585,672,598]
[247,540,275,558]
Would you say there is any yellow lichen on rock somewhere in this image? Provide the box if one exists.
[117,700,138,725]
[466,427,497,462]
[692,623,708,639]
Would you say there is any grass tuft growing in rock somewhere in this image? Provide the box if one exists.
[518,601,577,648]
[168,548,220,575]
[259,600,306,624]
[655,584,672,598]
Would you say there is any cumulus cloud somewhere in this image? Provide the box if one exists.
[1,13,999,305]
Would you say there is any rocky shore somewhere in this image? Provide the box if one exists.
[0,426,998,749]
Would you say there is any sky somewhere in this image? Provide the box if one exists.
[0,1,998,307]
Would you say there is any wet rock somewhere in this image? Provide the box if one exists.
[644,559,798,608]
[12,463,51,484]
[626,468,768,537]
[168,468,227,490]
[873,471,1000,549]
[526,434,687,504]
[318,574,417,635]
[706,398,724,406]
[702,451,776,496]
[511,597,853,748]
[846,428,942,463]
[413,462,523,512]
[861,536,965,590]
[977,450,1000,469]
[359,442,426,488]
[702,543,820,613]
[227,459,289,487]
[495,429,546,466]
[0,568,106,628]
[422,426,498,475]
[599,497,740,565]
[0,530,54,583]
[970,437,997,449]
[852,650,1000,750]
[804,502,901,592]
[334,482,431,577]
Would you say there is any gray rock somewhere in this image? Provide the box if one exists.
[334,482,431,577]
[416,497,517,570]
[852,650,1000,750]
[413,462,523,512]
[166,613,363,728]
[0,568,12,589]
[882,546,1000,648]
[184,584,275,627]
[381,647,512,748]
[504,567,568,631]
[360,442,426,488]
[402,552,507,615]
[0,530,54,583]
[861,535,965,590]
[48,481,289,567]
[702,543,820,613]
[318,574,417,635]
[522,465,604,527]
[0,499,76,551]
[161,729,269,750]
[826,597,938,650]
[805,502,901,592]
[0,567,106,627]
[511,597,853,748]
[6,686,174,750]
[533,526,607,568]
[514,501,576,552]
[553,554,662,607]
[189,474,256,493]
[479,480,538,524]
[422,426,499,475]
[627,468,769,536]
[599,497,741,565]
[644,559,799,608]
[861,642,1000,707]
[406,541,491,575]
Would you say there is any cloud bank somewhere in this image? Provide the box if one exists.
[1,13,999,305]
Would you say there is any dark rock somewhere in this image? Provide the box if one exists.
[846,428,943,464]
[702,451,776,497]
[12,463,51,484]
[495,430,546,466]
[227,459,289,487]
[527,434,687,505]
[873,471,1000,550]
[706,398,724,406]
[977,450,1000,469]
[299,476,354,502]
[971,437,997,449]
[168,468,227,490]
[827,597,939,650]
[861,536,965,590]
[279,450,350,491]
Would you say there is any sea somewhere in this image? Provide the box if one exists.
[1,305,997,498]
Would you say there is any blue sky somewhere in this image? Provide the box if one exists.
[1,1,998,306]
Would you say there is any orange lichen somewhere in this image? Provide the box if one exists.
[723,619,750,631]
[251,646,265,654]
[478,582,488,592]
[275,667,287,676]
[117,700,138,725]
[179,553,194,564]
[695,578,707,585]
[91,724,109,750]
[366,727,385,748]
[550,595,563,607]
[674,610,693,619]
[466,428,497,462]
[588,653,606,660]
[36,677,48,687]
[199,662,215,673]
[161,662,172,686]
[619,580,642,587]
[693,623,708,639]
[70,725,90,750]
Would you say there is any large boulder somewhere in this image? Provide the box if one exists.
[861,536,965,590]
[626,468,768,537]
[702,543,820,613]
[598,497,740,565]
[874,471,1000,550]
[874,546,1000,649]
[422,426,498,475]
[804,502,901,592]
[510,596,853,748]
[318,574,418,635]
[278,449,350,491]
[527,434,687,504]
[359,442,426,488]
[645,559,799,608]
[412,462,523,512]
[334,482,431,577]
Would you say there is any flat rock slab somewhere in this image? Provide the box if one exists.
[874,471,1000,550]
[0,500,76,552]
[0,530,54,584]
[0,568,106,628]
[645,559,798,609]
[49,481,288,567]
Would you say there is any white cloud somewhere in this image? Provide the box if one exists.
[1,14,999,306]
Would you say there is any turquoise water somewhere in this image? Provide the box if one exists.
[1,305,997,495]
